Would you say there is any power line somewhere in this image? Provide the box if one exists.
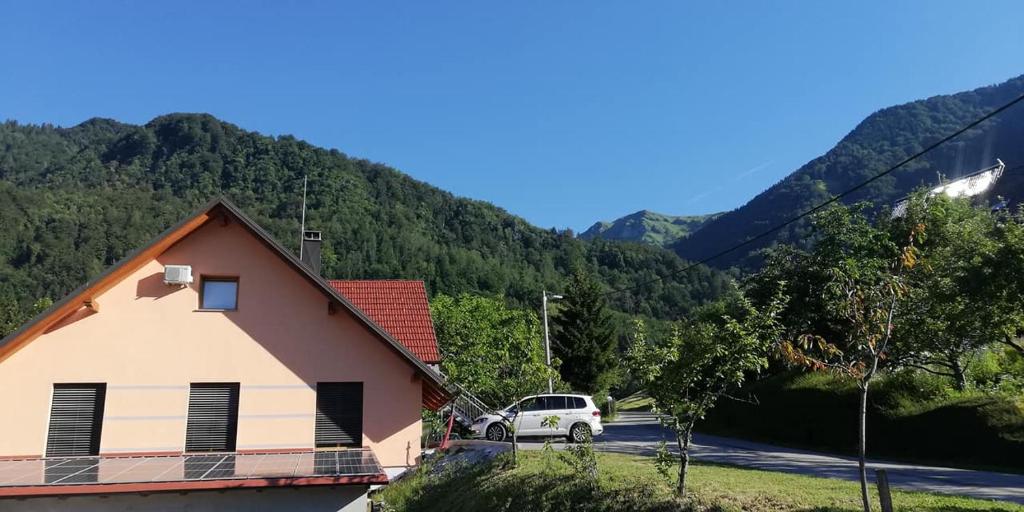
[603,91,1024,298]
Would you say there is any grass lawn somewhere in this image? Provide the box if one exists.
[375,451,1022,512]
[617,391,655,412]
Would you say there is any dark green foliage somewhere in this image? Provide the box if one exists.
[701,371,1024,471]
[675,74,1024,269]
[551,270,619,394]
[0,114,734,337]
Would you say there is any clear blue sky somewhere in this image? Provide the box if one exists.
[2,2,1022,230]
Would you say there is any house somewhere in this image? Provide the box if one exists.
[0,198,449,511]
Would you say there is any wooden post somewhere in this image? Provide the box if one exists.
[875,469,894,512]
[439,402,456,450]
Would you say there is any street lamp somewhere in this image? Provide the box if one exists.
[542,290,563,394]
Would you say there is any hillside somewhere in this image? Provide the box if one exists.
[579,210,720,247]
[673,74,1024,269]
[0,115,734,334]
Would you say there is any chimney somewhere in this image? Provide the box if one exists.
[301,230,322,275]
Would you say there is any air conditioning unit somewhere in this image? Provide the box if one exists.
[164,265,194,286]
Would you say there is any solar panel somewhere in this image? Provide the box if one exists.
[0,449,384,492]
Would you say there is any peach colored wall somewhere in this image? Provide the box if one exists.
[0,220,422,468]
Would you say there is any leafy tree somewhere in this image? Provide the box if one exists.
[551,269,618,394]
[890,195,1001,390]
[765,204,921,512]
[976,208,1024,357]
[430,294,554,408]
[627,295,784,497]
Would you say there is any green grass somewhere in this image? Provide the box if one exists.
[617,391,655,412]
[374,451,1022,512]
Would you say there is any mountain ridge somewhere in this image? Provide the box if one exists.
[579,210,721,247]
[0,113,733,331]
[671,74,1024,269]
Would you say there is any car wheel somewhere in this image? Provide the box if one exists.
[486,423,508,442]
[569,423,591,443]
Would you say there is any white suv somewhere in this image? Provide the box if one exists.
[469,394,604,443]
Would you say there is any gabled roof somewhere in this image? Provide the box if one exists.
[329,280,440,364]
[0,198,449,409]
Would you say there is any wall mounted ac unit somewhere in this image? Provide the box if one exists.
[164,265,194,286]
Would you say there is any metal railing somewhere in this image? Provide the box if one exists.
[444,381,494,427]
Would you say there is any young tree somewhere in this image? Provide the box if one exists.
[764,204,921,512]
[627,295,784,497]
[431,294,555,407]
[552,269,618,394]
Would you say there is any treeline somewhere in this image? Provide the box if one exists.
[0,115,733,336]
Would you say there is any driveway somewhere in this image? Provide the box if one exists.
[518,411,1024,504]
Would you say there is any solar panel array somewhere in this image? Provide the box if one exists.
[0,449,383,489]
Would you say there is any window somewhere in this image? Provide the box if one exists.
[315,383,363,448]
[46,384,106,457]
[185,383,240,452]
[544,396,568,410]
[571,397,586,410]
[519,397,541,412]
[200,277,238,310]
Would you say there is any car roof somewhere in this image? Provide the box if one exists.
[524,393,591,399]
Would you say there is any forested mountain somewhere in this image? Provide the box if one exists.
[0,114,734,335]
[673,74,1024,269]
[579,210,720,247]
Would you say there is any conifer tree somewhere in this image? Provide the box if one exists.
[552,269,618,394]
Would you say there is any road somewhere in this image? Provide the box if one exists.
[518,411,1024,505]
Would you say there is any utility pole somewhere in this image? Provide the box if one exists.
[542,290,563,394]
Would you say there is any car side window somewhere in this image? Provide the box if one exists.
[520,398,541,412]
[572,397,585,409]
[547,396,567,410]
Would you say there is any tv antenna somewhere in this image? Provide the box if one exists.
[299,175,308,259]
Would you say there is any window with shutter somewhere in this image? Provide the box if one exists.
[315,383,363,448]
[185,383,240,453]
[46,384,106,457]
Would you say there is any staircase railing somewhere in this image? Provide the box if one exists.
[444,381,494,428]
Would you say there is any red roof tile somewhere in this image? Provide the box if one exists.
[328,280,441,364]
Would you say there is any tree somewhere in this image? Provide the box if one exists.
[890,195,1000,390]
[551,269,618,394]
[430,294,554,408]
[765,203,920,512]
[627,295,784,497]
[975,207,1024,357]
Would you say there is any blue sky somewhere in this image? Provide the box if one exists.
[2,2,1022,230]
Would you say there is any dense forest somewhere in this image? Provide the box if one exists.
[0,114,734,335]
[673,74,1024,269]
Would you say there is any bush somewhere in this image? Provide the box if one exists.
[701,370,1024,470]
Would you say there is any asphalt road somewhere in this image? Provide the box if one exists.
[518,411,1024,505]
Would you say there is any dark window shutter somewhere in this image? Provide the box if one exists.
[46,384,106,457]
[315,383,363,448]
[185,383,240,452]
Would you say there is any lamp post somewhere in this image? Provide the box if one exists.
[542,290,563,394]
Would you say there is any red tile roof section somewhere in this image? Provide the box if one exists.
[328,280,441,364]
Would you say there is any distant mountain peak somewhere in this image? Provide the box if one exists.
[579,210,722,247]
